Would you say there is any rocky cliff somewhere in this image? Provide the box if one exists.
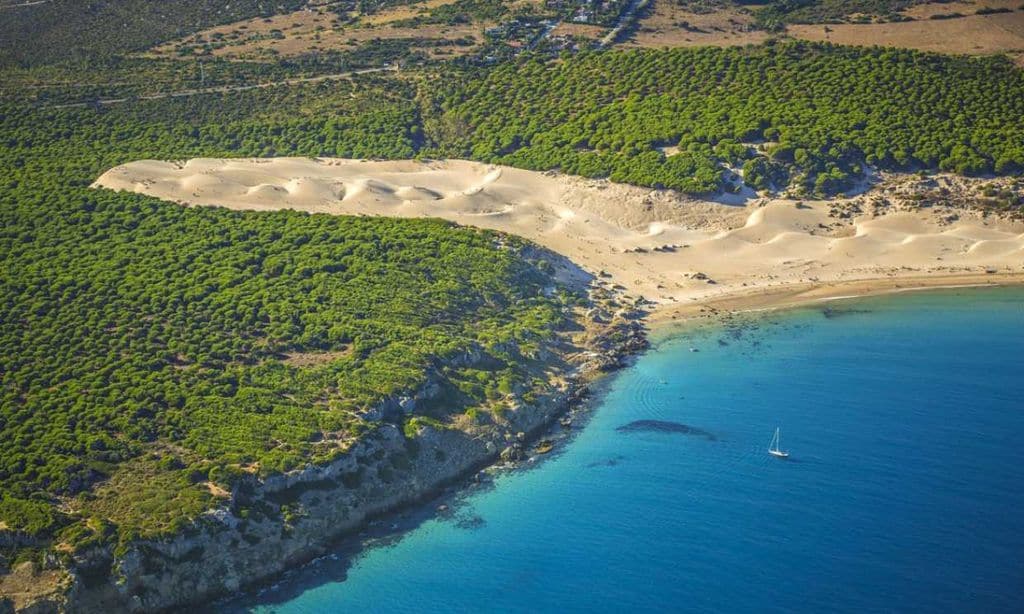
[48,287,648,613]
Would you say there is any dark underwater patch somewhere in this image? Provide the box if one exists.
[615,420,717,441]
[822,306,872,319]
[586,454,626,468]
[454,514,486,530]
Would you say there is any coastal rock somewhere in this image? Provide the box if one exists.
[359,404,386,422]
[500,445,525,463]
[49,284,647,613]
[585,307,612,324]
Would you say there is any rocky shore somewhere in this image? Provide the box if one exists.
[15,282,647,613]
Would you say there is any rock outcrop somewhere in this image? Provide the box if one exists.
[40,283,648,613]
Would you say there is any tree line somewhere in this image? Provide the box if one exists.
[422,43,1024,194]
[2,39,1022,559]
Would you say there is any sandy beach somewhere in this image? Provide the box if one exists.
[93,157,1024,324]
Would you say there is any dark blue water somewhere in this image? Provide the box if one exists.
[237,288,1024,613]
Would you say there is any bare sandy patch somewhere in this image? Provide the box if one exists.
[0,562,69,612]
[204,481,231,499]
[151,3,486,61]
[901,0,1020,20]
[623,0,770,49]
[360,0,462,25]
[550,22,609,40]
[281,348,352,367]
[93,158,1024,317]
[789,11,1024,56]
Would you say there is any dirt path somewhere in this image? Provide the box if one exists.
[0,0,52,9]
[48,66,397,109]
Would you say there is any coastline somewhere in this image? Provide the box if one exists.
[203,273,1020,611]
[645,272,1024,338]
[211,346,633,612]
[236,282,1024,614]
[94,158,1024,333]
[50,282,648,613]
[33,157,1020,612]
[17,265,1022,612]
[217,274,1024,612]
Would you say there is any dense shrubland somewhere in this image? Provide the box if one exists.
[423,43,1024,194]
[0,0,308,67]
[5,75,423,175]
[673,0,929,25]
[392,0,512,26]
[2,39,1023,560]
[1,55,409,108]
[0,76,571,553]
[748,0,923,26]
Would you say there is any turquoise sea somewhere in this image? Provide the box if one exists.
[230,287,1024,613]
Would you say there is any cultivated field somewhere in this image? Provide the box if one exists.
[150,0,490,61]
[624,0,771,48]
[625,0,1024,60]
[789,2,1024,60]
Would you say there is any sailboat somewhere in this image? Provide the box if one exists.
[768,427,789,458]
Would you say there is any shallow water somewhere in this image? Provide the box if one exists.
[230,288,1024,613]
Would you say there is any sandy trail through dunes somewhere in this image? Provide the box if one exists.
[93,158,1024,316]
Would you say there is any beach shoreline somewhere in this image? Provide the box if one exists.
[235,283,1024,614]
[644,272,1024,336]
[76,156,1024,610]
[93,158,1024,331]
[203,274,1024,610]
[210,271,1022,611]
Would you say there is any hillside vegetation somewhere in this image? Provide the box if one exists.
[0,76,573,557]
[2,39,1023,569]
[0,0,307,66]
[750,0,924,25]
[13,43,1024,196]
[425,43,1024,194]
[674,0,931,25]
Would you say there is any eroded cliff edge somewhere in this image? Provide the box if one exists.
[21,279,647,613]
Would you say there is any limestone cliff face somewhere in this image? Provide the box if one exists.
[53,296,648,613]
[67,387,577,612]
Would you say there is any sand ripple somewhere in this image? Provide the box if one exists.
[92,157,1024,310]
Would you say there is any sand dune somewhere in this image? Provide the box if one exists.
[93,158,1024,316]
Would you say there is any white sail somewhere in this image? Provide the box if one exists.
[768,427,788,458]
